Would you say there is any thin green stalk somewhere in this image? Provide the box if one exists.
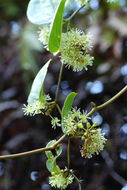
[71,172,82,190]
[64,3,86,22]
[56,103,62,116]
[78,183,82,190]
[87,85,127,117]
[67,137,71,170]
[55,63,64,103]
[49,114,54,120]
[0,135,66,160]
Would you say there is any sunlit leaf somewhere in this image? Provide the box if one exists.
[27,59,51,104]
[48,0,67,53]
[27,0,59,25]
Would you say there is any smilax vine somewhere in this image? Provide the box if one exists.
[0,0,127,190]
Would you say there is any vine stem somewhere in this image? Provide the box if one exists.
[0,135,66,160]
[55,63,64,103]
[64,3,86,22]
[87,85,127,117]
[67,137,71,170]
[0,86,127,160]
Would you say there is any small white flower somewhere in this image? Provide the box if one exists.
[51,117,61,129]
[23,101,44,116]
[23,95,51,116]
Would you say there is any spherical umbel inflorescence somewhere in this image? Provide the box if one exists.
[49,169,74,189]
[62,108,89,135]
[38,25,50,49]
[61,108,107,158]
[60,29,94,72]
[23,94,51,116]
[81,128,107,158]
[38,26,94,72]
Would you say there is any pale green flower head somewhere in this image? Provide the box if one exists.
[23,95,51,116]
[81,128,107,158]
[62,108,89,135]
[51,117,61,129]
[38,25,50,49]
[60,29,94,72]
[49,169,74,189]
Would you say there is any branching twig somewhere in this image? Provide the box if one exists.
[1,85,127,161]
[87,85,127,117]
[0,135,66,160]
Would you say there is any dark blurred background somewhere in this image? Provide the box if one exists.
[0,0,127,190]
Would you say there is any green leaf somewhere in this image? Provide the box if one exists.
[45,140,56,159]
[56,145,62,157]
[62,92,77,119]
[26,0,88,25]
[46,157,60,173]
[45,140,62,173]
[27,0,59,25]
[27,59,51,104]
[45,150,54,160]
[45,140,62,159]
[48,0,67,53]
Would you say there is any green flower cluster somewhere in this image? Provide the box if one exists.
[45,140,74,189]
[81,127,107,158]
[23,95,51,116]
[49,169,74,189]
[62,108,89,135]
[60,29,94,72]
[38,25,50,49]
[38,27,94,72]
[51,108,107,159]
